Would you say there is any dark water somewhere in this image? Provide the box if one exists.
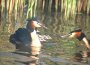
[0,12,90,65]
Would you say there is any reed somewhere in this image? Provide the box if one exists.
[87,0,90,14]
[1,0,90,19]
[26,0,36,18]
[0,0,1,22]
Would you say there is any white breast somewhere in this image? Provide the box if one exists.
[31,30,41,47]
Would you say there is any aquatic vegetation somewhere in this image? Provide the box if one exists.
[1,0,90,19]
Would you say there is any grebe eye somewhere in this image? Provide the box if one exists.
[70,33,73,35]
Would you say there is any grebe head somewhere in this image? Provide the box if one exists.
[26,17,41,29]
[69,28,82,38]
[26,17,47,31]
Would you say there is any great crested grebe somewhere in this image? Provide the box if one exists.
[9,17,47,64]
[68,29,90,57]
[69,29,90,49]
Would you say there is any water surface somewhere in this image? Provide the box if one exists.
[0,13,90,65]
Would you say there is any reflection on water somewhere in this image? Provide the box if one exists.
[0,13,90,65]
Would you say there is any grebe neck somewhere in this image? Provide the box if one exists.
[27,27,35,32]
[83,37,90,49]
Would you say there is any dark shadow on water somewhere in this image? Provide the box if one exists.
[11,51,37,65]
[73,52,83,62]
[15,60,37,65]
[15,60,29,65]
[11,51,30,57]
[73,51,90,63]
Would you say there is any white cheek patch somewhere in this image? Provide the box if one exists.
[33,21,41,27]
[69,33,76,38]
